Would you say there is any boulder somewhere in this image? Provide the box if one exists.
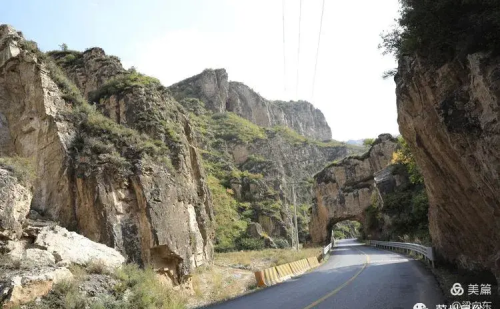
[34,225,125,270]
[1,267,73,308]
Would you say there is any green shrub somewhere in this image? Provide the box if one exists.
[89,72,165,103]
[212,113,267,143]
[85,260,110,275]
[274,238,290,249]
[208,176,248,252]
[271,126,307,145]
[237,237,265,251]
[381,0,500,64]
[362,138,375,147]
[112,264,186,309]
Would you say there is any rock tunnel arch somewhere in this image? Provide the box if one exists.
[309,134,400,245]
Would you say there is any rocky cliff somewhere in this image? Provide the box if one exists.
[0,22,357,289]
[396,53,500,279]
[170,70,332,141]
[168,70,363,250]
[310,134,399,244]
[0,25,214,285]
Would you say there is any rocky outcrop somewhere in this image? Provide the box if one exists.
[310,134,399,244]
[227,82,332,140]
[0,24,215,285]
[0,168,31,240]
[396,53,500,278]
[1,215,124,307]
[170,70,332,141]
[34,225,126,269]
[49,47,126,99]
[0,25,75,226]
[1,267,73,308]
[169,69,229,113]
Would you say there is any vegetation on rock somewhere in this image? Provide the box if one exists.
[24,263,186,309]
[381,0,500,64]
[0,157,36,185]
[88,71,165,104]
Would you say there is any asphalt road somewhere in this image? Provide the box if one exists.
[203,239,444,309]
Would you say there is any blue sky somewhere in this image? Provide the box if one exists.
[2,0,400,141]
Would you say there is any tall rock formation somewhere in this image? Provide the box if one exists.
[396,53,500,278]
[0,25,214,284]
[168,70,362,249]
[310,134,399,244]
[170,70,332,141]
[0,23,357,282]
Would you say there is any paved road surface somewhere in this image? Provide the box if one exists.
[203,239,444,309]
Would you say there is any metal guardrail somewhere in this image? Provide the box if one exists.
[323,243,332,257]
[367,240,435,268]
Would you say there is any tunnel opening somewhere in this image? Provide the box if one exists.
[324,216,361,245]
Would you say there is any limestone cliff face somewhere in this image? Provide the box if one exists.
[49,47,126,99]
[227,82,332,141]
[169,69,229,113]
[396,53,500,276]
[0,25,75,226]
[310,134,399,244]
[168,69,351,247]
[170,70,332,141]
[228,133,352,242]
[0,25,214,284]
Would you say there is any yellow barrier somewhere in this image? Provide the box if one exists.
[255,267,282,287]
[307,256,320,268]
[254,255,323,288]
[275,264,293,280]
[299,259,311,272]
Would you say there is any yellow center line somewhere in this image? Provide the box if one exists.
[302,248,370,309]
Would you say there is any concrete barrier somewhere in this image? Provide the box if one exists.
[254,255,323,287]
[307,256,320,268]
[275,264,293,281]
[299,259,311,272]
[255,267,282,287]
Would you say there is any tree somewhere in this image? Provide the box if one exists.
[392,136,423,184]
[59,43,68,51]
[380,0,500,64]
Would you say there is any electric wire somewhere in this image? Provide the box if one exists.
[312,0,326,100]
[296,0,302,98]
[282,0,287,92]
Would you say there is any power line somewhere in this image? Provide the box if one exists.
[312,0,326,100]
[282,0,287,93]
[296,0,302,98]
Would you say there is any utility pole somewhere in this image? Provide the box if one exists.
[282,185,294,248]
[292,184,299,251]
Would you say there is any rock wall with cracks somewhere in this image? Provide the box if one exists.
[169,69,332,141]
[310,134,399,244]
[396,53,500,281]
[0,25,214,285]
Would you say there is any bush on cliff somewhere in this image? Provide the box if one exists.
[213,112,267,143]
[89,72,165,103]
[381,0,500,64]
[207,176,248,252]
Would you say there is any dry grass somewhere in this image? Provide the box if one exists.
[189,265,256,308]
[188,247,322,308]
[215,247,322,271]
